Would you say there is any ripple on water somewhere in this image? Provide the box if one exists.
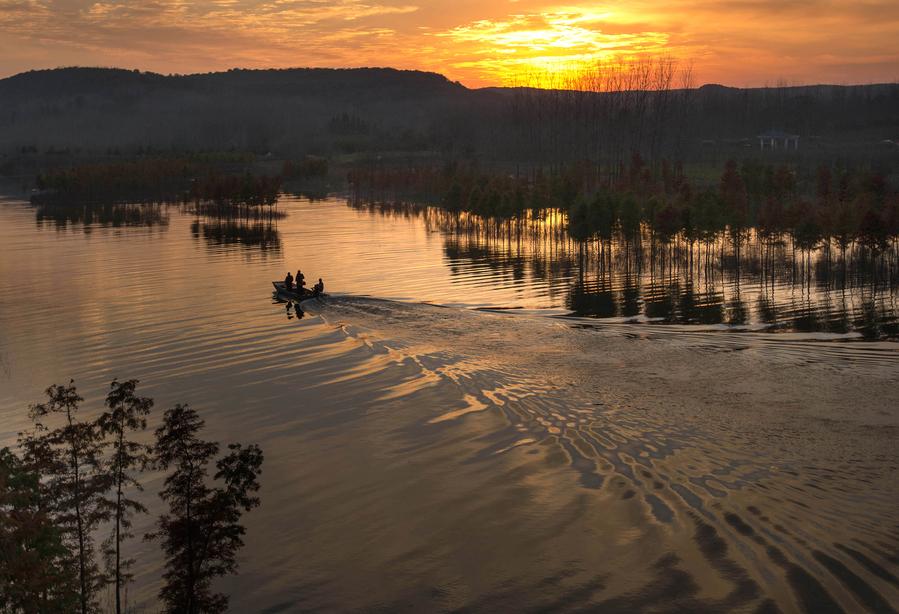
[0,196,897,611]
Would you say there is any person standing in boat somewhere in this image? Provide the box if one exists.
[296,270,306,295]
[284,271,294,292]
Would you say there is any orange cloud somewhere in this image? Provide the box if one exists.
[0,0,896,87]
[433,9,672,85]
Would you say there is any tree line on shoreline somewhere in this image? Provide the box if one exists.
[33,161,281,207]
[0,379,264,614]
[348,156,899,260]
[28,156,330,207]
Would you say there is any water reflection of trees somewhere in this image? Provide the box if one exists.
[187,202,287,220]
[190,218,282,256]
[187,201,284,256]
[34,202,170,230]
[349,199,899,338]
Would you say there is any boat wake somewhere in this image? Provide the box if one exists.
[294,295,899,612]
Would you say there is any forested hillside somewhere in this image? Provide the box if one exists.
[0,67,897,169]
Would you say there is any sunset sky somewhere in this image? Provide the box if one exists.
[1,0,897,87]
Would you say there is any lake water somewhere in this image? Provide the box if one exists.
[1,194,898,612]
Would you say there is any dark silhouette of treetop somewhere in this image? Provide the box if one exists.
[23,381,110,614]
[149,404,263,614]
[3,379,265,613]
[95,378,154,614]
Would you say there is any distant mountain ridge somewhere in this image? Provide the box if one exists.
[0,66,466,102]
[3,66,895,98]
[0,66,897,161]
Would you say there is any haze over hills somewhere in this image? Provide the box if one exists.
[0,67,897,167]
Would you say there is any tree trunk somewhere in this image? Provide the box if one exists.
[115,424,124,614]
[68,408,88,614]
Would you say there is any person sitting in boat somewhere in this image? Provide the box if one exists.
[312,278,324,297]
[284,271,294,292]
[296,270,306,294]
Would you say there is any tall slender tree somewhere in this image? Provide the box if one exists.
[149,404,263,614]
[25,381,110,614]
[95,379,153,614]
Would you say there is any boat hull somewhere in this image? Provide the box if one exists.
[272,281,323,300]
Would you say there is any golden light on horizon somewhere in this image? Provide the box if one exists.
[0,0,897,87]
[435,8,674,86]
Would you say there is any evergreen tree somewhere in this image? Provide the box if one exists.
[95,379,153,614]
[149,404,263,614]
[25,381,110,614]
[0,447,78,613]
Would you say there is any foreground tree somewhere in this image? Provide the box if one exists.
[149,404,263,614]
[0,447,78,613]
[24,382,110,614]
[95,379,154,614]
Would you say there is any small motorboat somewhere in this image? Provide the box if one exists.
[272,281,324,301]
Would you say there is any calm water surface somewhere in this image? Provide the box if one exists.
[1,195,898,612]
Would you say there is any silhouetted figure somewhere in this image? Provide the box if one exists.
[296,270,306,294]
[312,278,324,296]
[284,271,294,292]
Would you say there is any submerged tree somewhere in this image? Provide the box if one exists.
[95,379,154,614]
[149,404,263,614]
[23,381,110,614]
[0,447,79,613]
